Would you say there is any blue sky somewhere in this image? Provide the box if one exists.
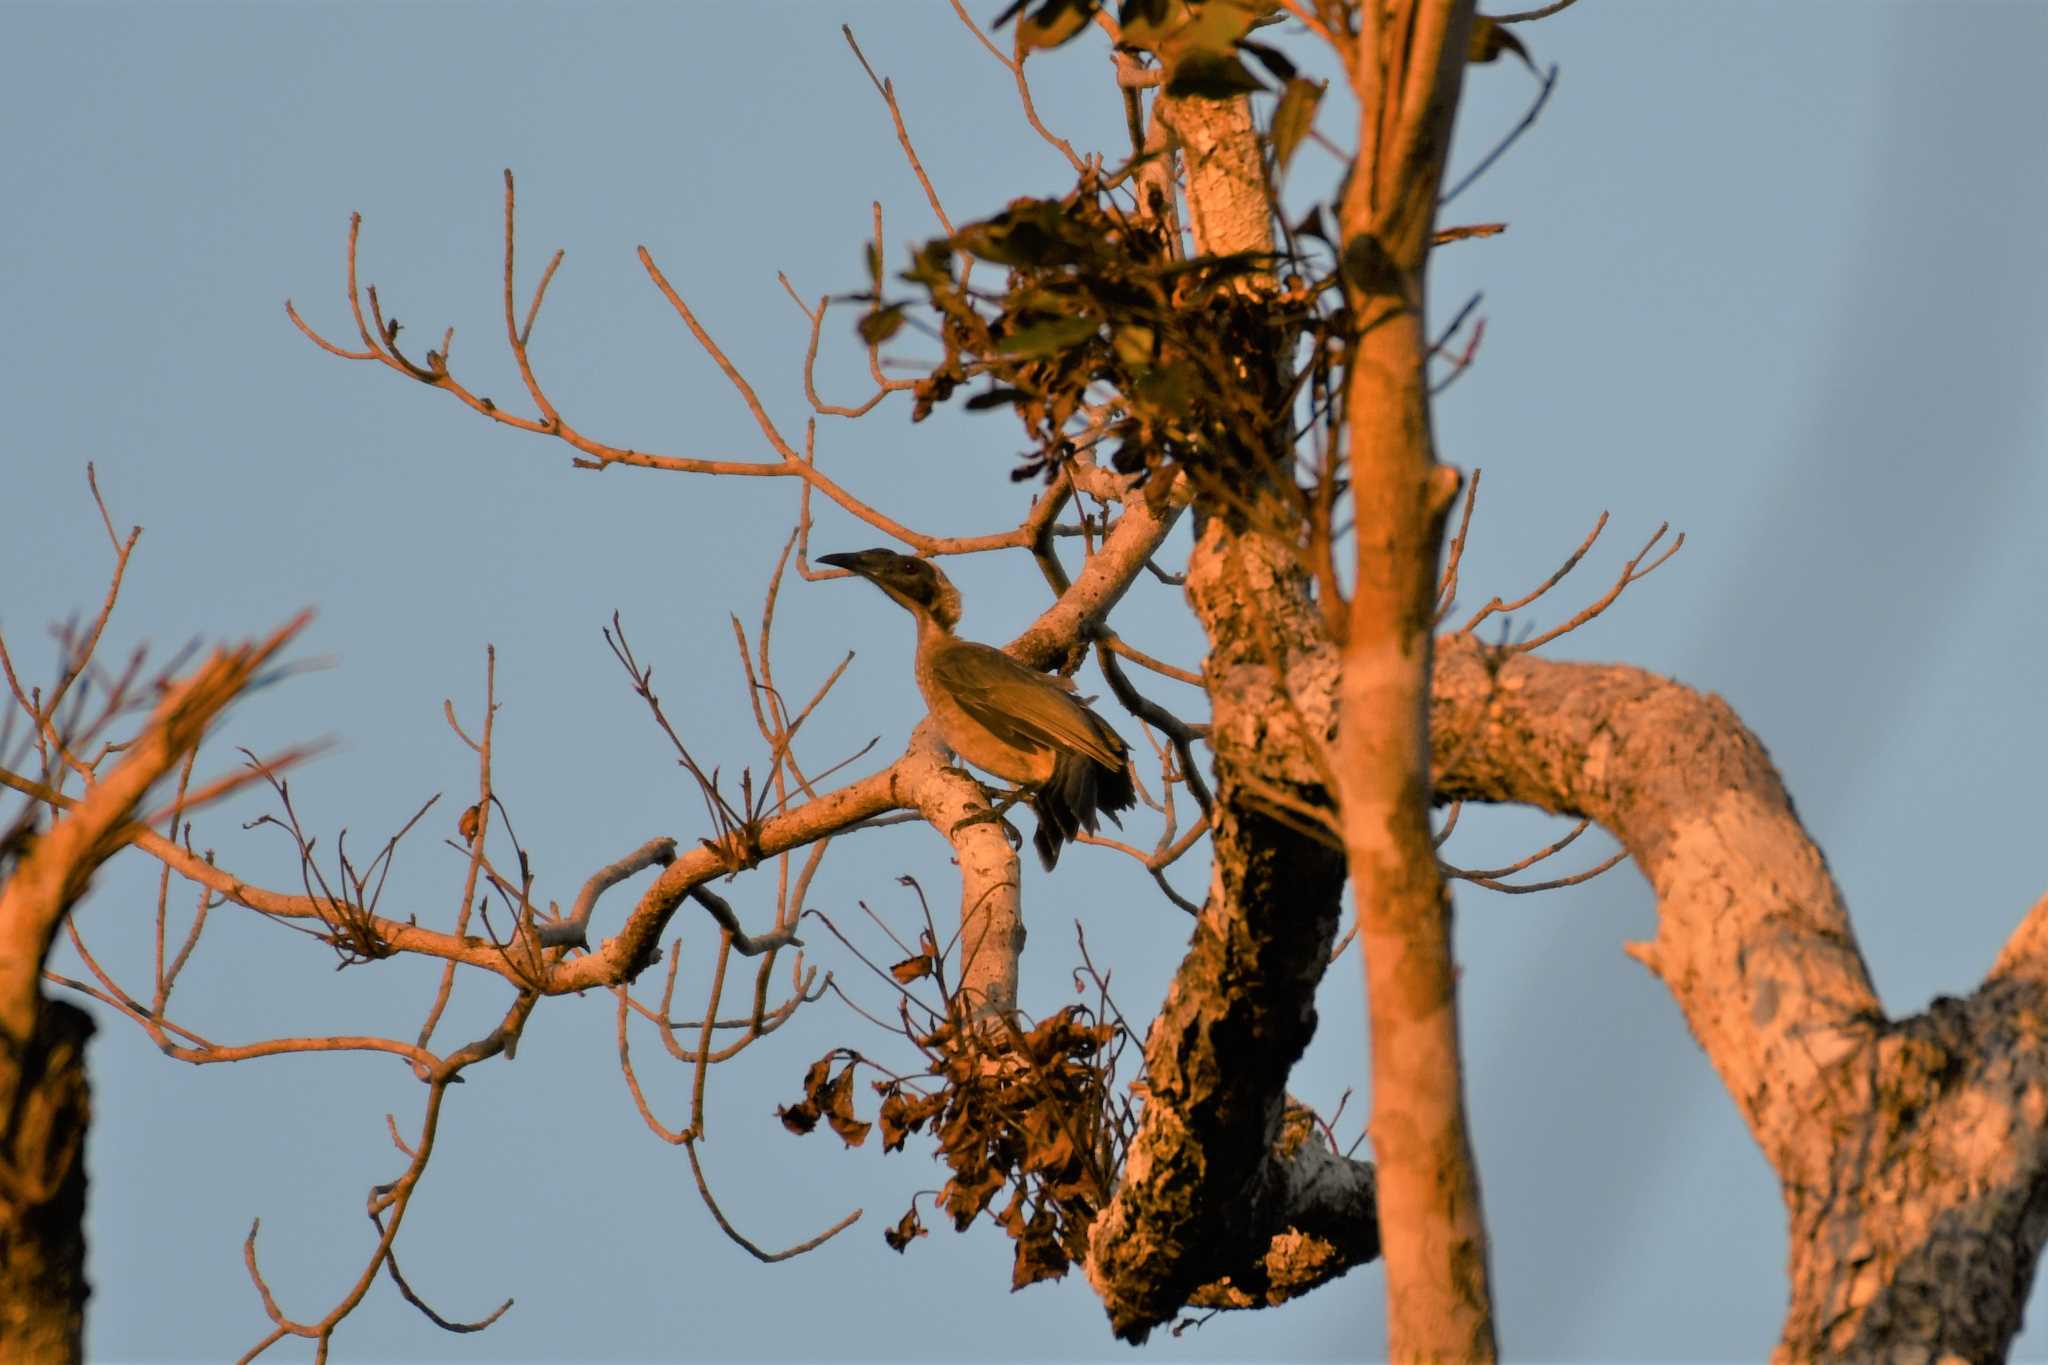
[5,3,2046,1361]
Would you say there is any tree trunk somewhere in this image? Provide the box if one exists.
[1778,985,2048,1362]
[0,1000,92,1365]
[1085,90,1372,1341]
[1083,510,1359,1340]
[1333,3,1491,1356]
[0,625,299,1362]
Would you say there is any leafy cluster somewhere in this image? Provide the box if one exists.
[779,997,1132,1291]
[836,3,1377,501]
[1001,0,1306,102]
[887,184,1316,492]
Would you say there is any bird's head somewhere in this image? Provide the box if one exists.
[818,548,962,631]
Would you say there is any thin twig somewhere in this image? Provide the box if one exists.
[1512,522,1685,652]
[1441,62,1559,206]
[1435,468,1482,622]
[1461,511,1608,634]
[842,27,954,235]
[1453,846,1628,894]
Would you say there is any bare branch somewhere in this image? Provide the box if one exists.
[1451,846,1627,894]
[685,886,804,958]
[1103,634,1204,688]
[1509,521,1684,652]
[0,615,309,1042]
[533,838,679,949]
[842,27,955,235]
[682,1138,861,1263]
[1435,466,1481,622]
[1460,510,1607,634]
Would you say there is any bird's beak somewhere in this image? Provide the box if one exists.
[817,550,876,578]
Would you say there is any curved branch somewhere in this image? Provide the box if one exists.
[287,197,1057,557]
[1429,634,2048,1358]
[533,838,678,949]
[1430,632,1882,1181]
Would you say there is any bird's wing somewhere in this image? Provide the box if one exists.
[927,643,1126,770]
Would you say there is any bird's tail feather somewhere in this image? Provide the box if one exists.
[1031,750,1138,870]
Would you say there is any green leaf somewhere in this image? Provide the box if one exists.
[1130,361,1194,416]
[1110,323,1157,367]
[1132,0,1263,64]
[1014,0,1100,55]
[1118,0,1175,50]
[901,241,955,289]
[1118,0,1170,27]
[964,387,1032,410]
[1170,0,1263,54]
[857,302,907,344]
[1238,38,1296,83]
[999,315,1101,356]
[1164,51,1266,97]
[952,199,1095,268]
[1270,76,1324,180]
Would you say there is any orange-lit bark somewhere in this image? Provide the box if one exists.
[1334,2,1492,1358]
[1086,90,1377,1340]
[0,624,301,1365]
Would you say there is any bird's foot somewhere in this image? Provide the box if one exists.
[951,785,1029,852]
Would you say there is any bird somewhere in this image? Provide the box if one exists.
[817,548,1136,870]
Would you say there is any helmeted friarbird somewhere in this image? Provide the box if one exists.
[817,548,1136,869]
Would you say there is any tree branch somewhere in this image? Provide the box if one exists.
[1430,633,1882,1178]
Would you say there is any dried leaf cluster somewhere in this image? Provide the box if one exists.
[780,996,1130,1292]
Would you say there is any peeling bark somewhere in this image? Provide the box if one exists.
[1185,1101,1380,1311]
[1087,515,1357,1342]
[1080,89,1386,1342]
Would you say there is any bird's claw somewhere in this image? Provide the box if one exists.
[951,801,1025,853]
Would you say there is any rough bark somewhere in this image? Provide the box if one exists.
[1431,635,1882,1171]
[1183,1101,1381,1313]
[1087,492,1364,1341]
[0,1001,91,1365]
[1431,632,2048,1360]
[1083,93,1379,1341]
[1795,984,2048,1363]
[1152,85,1269,267]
